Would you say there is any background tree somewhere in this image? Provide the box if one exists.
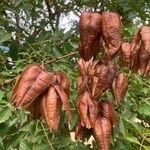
[0,0,150,149]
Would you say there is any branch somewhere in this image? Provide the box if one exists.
[45,51,78,65]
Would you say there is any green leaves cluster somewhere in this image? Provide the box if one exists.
[0,0,150,149]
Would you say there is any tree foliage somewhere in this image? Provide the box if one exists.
[0,0,150,149]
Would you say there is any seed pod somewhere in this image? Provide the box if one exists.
[75,122,85,141]
[100,100,117,128]
[53,84,72,122]
[93,117,112,150]
[130,28,141,73]
[102,12,122,59]
[111,73,128,103]
[143,60,150,77]
[130,44,141,72]
[27,96,42,119]
[11,64,53,108]
[120,42,131,66]
[79,12,102,60]
[56,71,70,96]
[130,28,141,53]
[139,26,150,77]
[76,91,98,129]
[40,87,62,131]
[93,61,116,97]
[77,76,90,96]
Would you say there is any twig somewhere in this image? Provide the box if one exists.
[40,122,54,150]
[45,51,78,65]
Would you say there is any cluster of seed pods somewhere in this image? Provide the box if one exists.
[11,64,72,131]
[75,11,129,150]
[10,10,149,150]
[120,26,150,77]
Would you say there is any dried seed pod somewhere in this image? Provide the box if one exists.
[130,44,141,72]
[102,12,122,59]
[130,28,141,53]
[120,42,131,66]
[11,64,53,108]
[93,117,112,150]
[75,121,85,141]
[79,12,102,60]
[100,100,117,128]
[56,71,70,96]
[41,87,62,131]
[143,60,150,77]
[93,61,116,97]
[111,73,128,103]
[53,84,72,122]
[27,96,42,119]
[76,91,98,129]
[139,26,150,77]
[77,76,90,96]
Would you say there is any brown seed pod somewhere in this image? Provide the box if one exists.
[53,84,72,122]
[93,117,112,150]
[143,60,150,77]
[111,72,128,103]
[102,12,122,59]
[130,28,141,53]
[93,61,116,97]
[40,87,62,131]
[27,96,42,119]
[120,42,131,66]
[56,71,70,96]
[11,64,53,108]
[100,100,117,128]
[130,44,141,73]
[139,26,150,77]
[75,121,85,141]
[79,12,102,60]
[130,28,142,73]
[76,91,98,129]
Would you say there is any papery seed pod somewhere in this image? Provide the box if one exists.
[120,42,131,66]
[56,71,70,96]
[102,12,122,59]
[40,87,62,131]
[130,28,141,53]
[79,12,102,60]
[77,92,91,128]
[75,122,85,141]
[76,91,98,128]
[143,60,150,77]
[93,117,112,150]
[100,100,117,128]
[111,73,128,103]
[139,26,150,77]
[53,84,72,122]
[130,44,141,72]
[130,28,141,73]
[93,61,116,97]
[11,64,53,108]
[27,96,41,119]
[77,76,90,96]
[77,59,87,76]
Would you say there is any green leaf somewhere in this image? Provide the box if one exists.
[19,139,32,150]
[0,106,12,123]
[138,102,150,116]
[0,91,4,100]
[125,136,140,145]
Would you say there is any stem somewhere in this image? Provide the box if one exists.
[40,122,54,150]
[45,51,78,65]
